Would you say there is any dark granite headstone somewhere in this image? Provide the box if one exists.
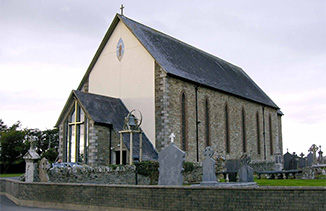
[298,153,306,169]
[318,146,323,163]
[299,158,306,169]
[226,159,241,182]
[283,152,292,170]
[158,142,185,186]
[239,154,254,182]
[307,152,313,166]
[289,153,298,170]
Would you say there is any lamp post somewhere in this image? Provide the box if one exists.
[133,155,140,185]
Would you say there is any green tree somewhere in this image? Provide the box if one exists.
[0,119,59,173]
[0,120,27,173]
[24,128,59,162]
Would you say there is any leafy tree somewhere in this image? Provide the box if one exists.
[24,128,59,162]
[0,119,8,132]
[0,119,59,173]
[0,120,27,173]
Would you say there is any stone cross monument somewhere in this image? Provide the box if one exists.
[238,154,254,182]
[158,133,185,186]
[39,157,51,182]
[200,146,218,186]
[23,137,41,182]
[309,144,319,165]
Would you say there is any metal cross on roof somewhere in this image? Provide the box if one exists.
[120,4,124,16]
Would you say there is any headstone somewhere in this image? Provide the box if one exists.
[274,154,283,171]
[283,151,292,170]
[226,160,241,182]
[309,144,319,165]
[289,152,298,170]
[307,152,313,166]
[23,137,41,182]
[238,154,254,182]
[302,166,315,179]
[298,153,306,169]
[39,157,51,182]
[318,146,323,163]
[200,146,217,186]
[158,135,185,186]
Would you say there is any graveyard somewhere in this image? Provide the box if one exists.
[1,5,325,210]
[1,133,325,210]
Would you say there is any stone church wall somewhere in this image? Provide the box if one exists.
[155,62,171,151]
[87,123,128,166]
[155,64,282,165]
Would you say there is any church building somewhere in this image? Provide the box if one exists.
[55,13,283,167]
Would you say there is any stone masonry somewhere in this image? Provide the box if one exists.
[155,62,171,151]
[58,119,128,167]
[155,63,283,165]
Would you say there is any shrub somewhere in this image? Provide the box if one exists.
[136,161,159,184]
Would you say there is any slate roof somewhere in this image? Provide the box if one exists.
[118,15,278,108]
[73,90,158,161]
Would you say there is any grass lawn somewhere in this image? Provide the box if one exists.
[255,178,326,186]
[1,173,325,186]
[0,173,24,178]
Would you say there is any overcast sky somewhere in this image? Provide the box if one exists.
[1,0,325,155]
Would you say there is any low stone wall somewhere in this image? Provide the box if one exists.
[48,165,150,185]
[45,162,273,185]
[1,178,325,210]
[46,164,203,185]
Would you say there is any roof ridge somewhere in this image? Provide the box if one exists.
[74,90,121,100]
[119,14,242,70]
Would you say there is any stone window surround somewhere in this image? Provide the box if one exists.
[204,97,210,147]
[256,111,261,155]
[225,102,230,154]
[242,107,247,153]
[269,113,274,155]
[180,90,188,151]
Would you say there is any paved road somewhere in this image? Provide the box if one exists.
[0,195,75,211]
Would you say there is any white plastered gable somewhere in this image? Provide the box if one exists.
[88,20,156,146]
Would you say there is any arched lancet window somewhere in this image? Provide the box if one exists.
[66,99,88,163]
[225,103,230,154]
[269,114,273,155]
[256,111,261,155]
[205,98,210,146]
[181,92,187,151]
[242,107,246,153]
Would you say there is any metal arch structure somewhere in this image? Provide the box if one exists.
[119,109,143,165]
[123,109,143,131]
